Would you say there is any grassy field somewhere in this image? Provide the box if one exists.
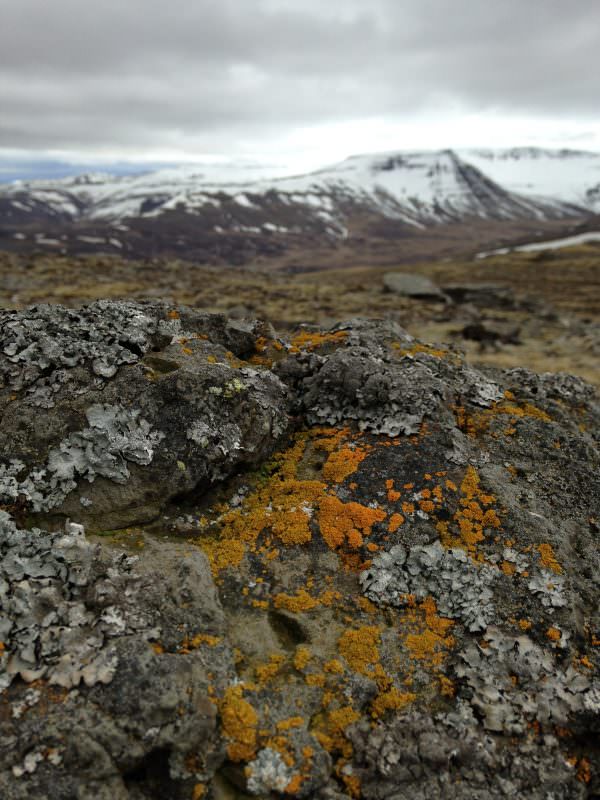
[1,241,599,385]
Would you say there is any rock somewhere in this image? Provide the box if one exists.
[443,282,517,309]
[461,320,521,348]
[0,302,290,529]
[1,303,599,799]
[382,272,445,300]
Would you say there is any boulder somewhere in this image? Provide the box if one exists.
[382,272,445,300]
[443,282,517,309]
[0,304,599,799]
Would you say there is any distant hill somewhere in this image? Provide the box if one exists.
[0,148,598,264]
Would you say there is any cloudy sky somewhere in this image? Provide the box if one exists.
[1,0,600,175]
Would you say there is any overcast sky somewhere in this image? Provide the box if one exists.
[1,0,600,171]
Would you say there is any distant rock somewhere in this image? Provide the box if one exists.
[461,320,522,348]
[443,282,517,309]
[382,272,445,299]
[0,303,599,799]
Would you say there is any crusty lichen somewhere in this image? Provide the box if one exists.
[219,685,259,762]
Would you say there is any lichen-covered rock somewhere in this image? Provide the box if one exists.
[0,301,290,528]
[1,305,599,799]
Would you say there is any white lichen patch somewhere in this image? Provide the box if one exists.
[0,512,158,690]
[527,569,568,608]
[456,627,592,733]
[361,541,496,631]
[0,404,164,512]
[246,748,294,795]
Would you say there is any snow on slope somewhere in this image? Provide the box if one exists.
[476,230,600,259]
[461,148,600,213]
[0,149,592,233]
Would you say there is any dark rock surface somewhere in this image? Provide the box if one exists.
[0,302,599,799]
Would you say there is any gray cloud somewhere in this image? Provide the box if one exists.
[1,0,599,156]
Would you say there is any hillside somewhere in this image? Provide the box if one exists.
[0,148,595,264]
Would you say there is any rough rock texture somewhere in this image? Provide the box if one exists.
[0,302,289,528]
[1,302,599,799]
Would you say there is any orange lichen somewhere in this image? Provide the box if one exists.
[274,589,320,613]
[436,466,500,555]
[192,784,206,799]
[315,706,360,758]
[357,596,378,615]
[392,342,448,359]
[323,659,345,674]
[293,646,312,671]
[546,627,561,642]
[220,686,258,762]
[456,398,552,439]
[386,479,401,503]
[276,716,305,731]
[341,772,362,798]
[371,687,416,718]
[403,598,455,669]
[319,496,386,550]
[388,513,405,533]
[576,758,592,784]
[255,654,286,684]
[290,330,348,353]
[323,446,368,483]
[198,435,329,574]
[537,543,563,574]
[518,619,532,631]
[178,633,221,653]
[439,675,456,697]
[284,774,305,794]
[338,626,381,675]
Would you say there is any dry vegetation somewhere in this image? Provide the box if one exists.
[1,240,599,385]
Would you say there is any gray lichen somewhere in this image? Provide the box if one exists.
[300,347,449,435]
[0,512,157,690]
[0,404,163,512]
[456,626,592,733]
[360,541,497,631]
[246,748,295,795]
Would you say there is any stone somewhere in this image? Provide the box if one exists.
[382,272,445,299]
[1,303,599,799]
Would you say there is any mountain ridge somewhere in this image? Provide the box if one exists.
[1,147,598,263]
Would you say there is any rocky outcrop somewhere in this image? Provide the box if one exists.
[0,302,599,799]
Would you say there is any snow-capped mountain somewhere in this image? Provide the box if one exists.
[460,148,600,211]
[0,148,597,261]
